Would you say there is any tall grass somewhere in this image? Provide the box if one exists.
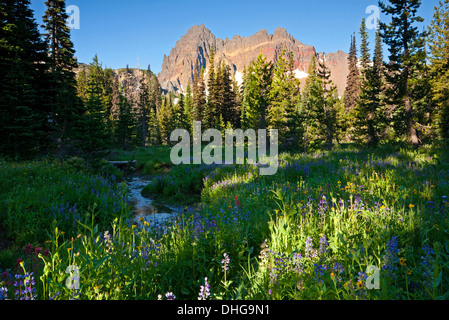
[1,145,448,300]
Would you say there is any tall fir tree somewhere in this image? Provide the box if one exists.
[193,64,207,125]
[0,0,51,158]
[137,72,150,147]
[268,50,301,146]
[355,24,385,147]
[379,0,426,146]
[204,47,218,128]
[428,0,449,140]
[344,34,360,113]
[184,83,193,133]
[42,0,80,160]
[76,55,111,162]
[116,84,136,150]
[241,53,273,130]
[300,55,318,152]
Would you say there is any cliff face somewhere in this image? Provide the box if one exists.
[158,25,349,96]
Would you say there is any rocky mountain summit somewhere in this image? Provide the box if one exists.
[158,24,349,96]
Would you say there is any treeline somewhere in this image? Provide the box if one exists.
[1,0,449,161]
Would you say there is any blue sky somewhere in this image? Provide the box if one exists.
[30,0,438,75]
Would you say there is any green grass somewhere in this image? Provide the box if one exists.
[1,144,448,300]
[110,146,173,175]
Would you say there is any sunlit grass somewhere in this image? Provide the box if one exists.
[1,144,448,300]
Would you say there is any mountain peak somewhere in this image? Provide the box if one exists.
[158,26,349,96]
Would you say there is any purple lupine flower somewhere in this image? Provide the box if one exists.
[382,236,400,278]
[293,253,304,274]
[319,236,329,256]
[318,196,328,213]
[165,292,176,300]
[221,253,230,272]
[198,277,211,300]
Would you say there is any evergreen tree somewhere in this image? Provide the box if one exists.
[137,72,150,147]
[193,64,207,124]
[184,83,193,133]
[300,55,318,152]
[0,0,51,158]
[76,55,111,162]
[204,47,218,128]
[268,50,301,146]
[359,18,371,72]
[158,95,174,145]
[344,34,360,113]
[102,68,115,136]
[305,55,338,150]
[220,61,238,128]
[379,0,426,146]
[355,25,385,147]
[241,53,273,130]
[428,0,449,140]
[116,85,136,150]
[42,0,80,160]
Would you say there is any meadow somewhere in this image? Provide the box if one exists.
[1,143,448,300]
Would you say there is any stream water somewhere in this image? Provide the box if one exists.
[126,177,181,228]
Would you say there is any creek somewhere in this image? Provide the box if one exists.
[126,176,182,229]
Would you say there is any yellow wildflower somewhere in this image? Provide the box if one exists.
[399,258,406,266]
[356,280,364,290]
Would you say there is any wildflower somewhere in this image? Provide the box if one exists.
[356,280,364,290]
[409,204,415,209]
[382,236,400,278]
[305,237,317,259]
[319,236,329,256]
[165,292,176,300]
[198,277,210,300]
[139,217,144,222]
[399,258,407,266]
[221,253,230,272]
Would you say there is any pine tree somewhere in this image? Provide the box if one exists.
[158,95,174,145]
[306,54,338,150]
[268,50,301,146]
[344,34,360,113]
[103,68,115,136]
[318,56,338,150]
[379,0,426,146]
[241,53,273,130]
[184,83,193,133]
[0,0,51,158]
[204,47,218,128]
[76,55,111,162]
[355,25,385,147]
[220,61,238,128]
[359,18,371,72]
[137,72,150,147]
[428,0,449,140]
[116,85,136,150]
[193,64,207,124]
[42,0,80,160]
[300,55,318,152]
